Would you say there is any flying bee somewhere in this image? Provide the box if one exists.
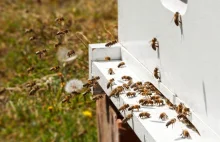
[166,118,176,128]
[150,37,159,51]
[36,49,47,58]
[122,113,133,123]
[26,81,36,88]
[126,92,136,98]
[121,76,132,81]
[50,66,60,72]
[105,56,111,61]
[154,99,164,106]
[139,112,151,119]
[141,99,154,106]
[62,95,72,103]
[107,78,114,89]
[181,130,191,139]
[128,105,140,111]
[56,30,69,35]
[29,85,40,95]
[55,17,64,22]
[92,95,103,101]
[105,40,117,47]
[27,66,35,73]
[118,62,125,68]
[67,50,75,57]
[29,36,37,41]
[24,28,34,34]
[159,112,168,121]
[54,42,62,48]
[108,68,114,75]
[154,67,161,80]
[83,80,93,88]
[119,104,129,112]
[82,88,91,96]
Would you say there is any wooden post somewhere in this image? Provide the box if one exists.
[94,85,140,142]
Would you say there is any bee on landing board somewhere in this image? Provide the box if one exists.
[181,130,191,139]
[177,113,187,121]
[150,37,159,51]
[139,112,151,119]
[121,75,132,81]
[105,56,111,61]
[67,50,75,57]
[126,92,136,98]
[119,104,129,112]
[105,40,117,47]
[50,66,60,72]
[107,78,114,89]
[128,105,140,111]
[122,113,133,123]
[108,68,114,75]
[154,99,164,106]
[141,99,154,106]
[159,112,168,121]
[118,62,125,68]
[166,118,176,128]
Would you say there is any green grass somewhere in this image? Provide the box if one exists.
[0,0,117,141]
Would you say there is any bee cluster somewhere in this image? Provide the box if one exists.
[102,60,200,140]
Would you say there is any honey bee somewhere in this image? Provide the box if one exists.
[166,118,176,128]
[55,17,64,22]
[105,40,117,47]
[54,42,62,48]
[122,113,133,123]
[27,66,35,73]
[176,103,184,114]
[105,56,111,61]
[150,37,159,51]
[181,130,191,139]
[82,88,91,96]
[126,92,136,98]
[118,62,125,68]
[92,95,103,101]
[151,95,160,101]
[127,79,133,86]
[144,81,153,87]
[154,99,164,106]
[62,95,72,103]
[50,66,60,72]
[29,85,39,95]
[29,36,37,41]
[119,104,129,112]
[130,81,142,88]
[141,89,152,97]
[121,76,132,81]
[154,67,160,80]
[177,113,187,121]
[24,28,34,34]
[138,98,148,104]
[159,112,168,121]
[183,107,190,116]
[107,78,114,89]
[139,112,151,119]
[109,88,118,97]
[67,50,75,57]
[83,80,93,88]
[56,30,69,35]
[115,86,124,97]
[165,99,176,110]
[26,81,36,88]
[128,105,140,111]
[122,83,129,90]
[36,49,47,58]
[141,99,154,106]
[173,12,182,26]
[108,68,114,75]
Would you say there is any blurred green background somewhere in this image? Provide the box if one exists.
[0,0,117,141]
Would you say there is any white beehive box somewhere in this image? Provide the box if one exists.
[89,0,220,141]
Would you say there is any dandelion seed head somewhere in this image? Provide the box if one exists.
[65,79,83,93]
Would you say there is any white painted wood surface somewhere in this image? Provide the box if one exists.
[89,44,220,141]
[118,0,220,137]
